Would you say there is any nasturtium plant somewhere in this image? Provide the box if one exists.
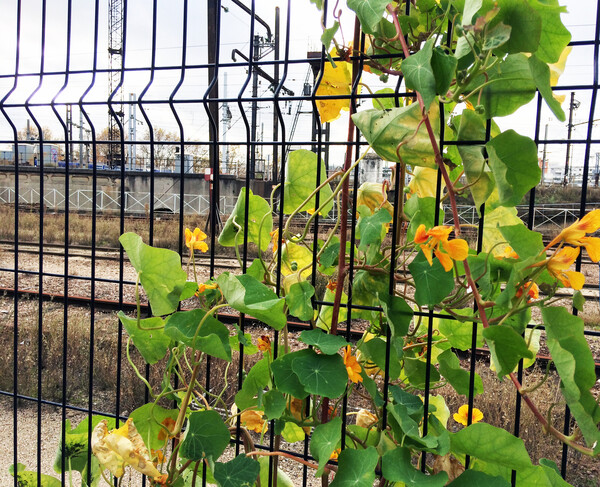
[29,2,600,487]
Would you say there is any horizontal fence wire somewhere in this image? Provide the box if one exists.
[0,0,599,486]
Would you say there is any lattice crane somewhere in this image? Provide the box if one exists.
[108,0,124,168]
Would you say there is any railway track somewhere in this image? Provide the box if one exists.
[1,286,599,372]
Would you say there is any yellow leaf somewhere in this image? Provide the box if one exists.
[549,46,571,105]
[316,58,352,123]
[407,167,444,200]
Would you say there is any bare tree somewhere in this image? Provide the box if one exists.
[139,128,180,170]
[17,125,54,142]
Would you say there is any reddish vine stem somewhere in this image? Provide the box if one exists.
[387,3,593,456]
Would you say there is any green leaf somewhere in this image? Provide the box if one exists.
[346,0,390,34]
[448,470,510,487]
[409,253,456,308]
[10,464,62,487]
[402,38,437,109]
[542,307,600,447]
[483,325,534,377]
[450,422,532,470]
[462,0,483,25]
[516,464,572,487]
[405,196,445,241]
[214,455,260,487]
[378,293,413,337]
[246,258,266,281]
[283,149,334,216]
[499,223,544,260]
[258,457,295,487]
[438,349,483,396]
[372,88,400,110]
[235,357,271,410]
[119,233,187,316]
[286,281,315,321]
[219,187,272,251]
[457,110,494,210]
[281,421,306,443]
[180,410,230,461]
[317,286,347,331]
[468,54,536,118]
[488,0,542,55]
[319,236,340,269]
[573,290,585,312]
[271,350,309,399]
[321,21,339,51]
[311,417,342,476]
[180,281,200,301]
[352,103,440,167]
[482,202,523,254]
[217,273,286,330]
[483,22,512,51]
[436,313,483,351]
[527,0,571,63]
[431,47,458,96]
[292,349,348,398]
[486,130,541,207]
[528,54,566,121]
[358,208,392,251]
[164,309,232,361]
[263,390,287,420]
[299,329,349,355]
[53,416,114,482]
[404,356,441,388]
[382,447,449,486]
[330,447,379,486]
[118,312,170,364]
[129,404,179,450]
[361,337,402,379]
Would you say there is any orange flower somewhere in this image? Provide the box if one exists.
[151,449,165,464]
[329,448,341,460]
[343,345,363,383]
[532,246,585,290]
[496,246,519,259]
[515,281,539,302]
[195,281,218,296]
[453,405,483,426]
[157,417,176,441]
[185,227,208,252]
[326,279,337,292]
[414,224,469,272]
[356,409,378,428]
[547,209,600,262]
[257,335,271,353]
[240,409,267,434]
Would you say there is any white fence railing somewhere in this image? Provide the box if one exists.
[0,187,596,229]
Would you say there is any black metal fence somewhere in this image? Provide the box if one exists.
[1,1,600,486]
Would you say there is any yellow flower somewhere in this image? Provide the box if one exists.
[356,409,378,428]
[414,224,469,272]
[495,245,519,260]
[515,281,539,302]
[257,335,271,353]
[270,229,280,253]
[453,405,483,426]
[240,410,267,434]
[91,419,162,479]
[547,209,600,262]
[343,345,363,383]
[545,247,585,290]
[185,227,208,252]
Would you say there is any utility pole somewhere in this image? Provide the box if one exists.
[222,72,232,173]
[563,92,579,186]
[272,7,280,183]
[128,93,137,170]
[250,34,261,180]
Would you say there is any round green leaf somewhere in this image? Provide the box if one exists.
[330,447,379,487]
[299,329,349,355]
[310,416,342,476]
[180,410,230,461]
[214,455,260,487]
[118,311,170,364]
[291,349,348,398]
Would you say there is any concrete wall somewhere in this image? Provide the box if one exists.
[0,167,273,214]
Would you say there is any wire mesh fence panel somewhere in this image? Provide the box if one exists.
[1,1,600,486]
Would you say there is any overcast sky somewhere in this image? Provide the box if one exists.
[0,0,597,176]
